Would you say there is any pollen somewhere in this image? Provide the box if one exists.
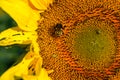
[37,0,120,80]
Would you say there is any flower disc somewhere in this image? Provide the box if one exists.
[37,0,120,80]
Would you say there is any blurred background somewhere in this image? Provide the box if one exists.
[0,8,28,75]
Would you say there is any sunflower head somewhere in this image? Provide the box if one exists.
[37,0,120,79]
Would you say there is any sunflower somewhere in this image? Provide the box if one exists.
[37,0,120,80]
[1,0,120,80]
[0,0,53,80]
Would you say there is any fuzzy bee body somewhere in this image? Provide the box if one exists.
[53,23,63,37]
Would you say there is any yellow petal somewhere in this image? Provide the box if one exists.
[29,0,53,10]
[0,27,36,46]
[0,0,39,31]
[22,69,52,80]
[0,26,40,54]
[0,51,35,80]
[0,0,54,80]
[0,51,52,80]
[0,0,54,31]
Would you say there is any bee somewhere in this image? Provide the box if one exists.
[53,23,64,37]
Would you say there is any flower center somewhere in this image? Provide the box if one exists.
[72,18,116,70]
